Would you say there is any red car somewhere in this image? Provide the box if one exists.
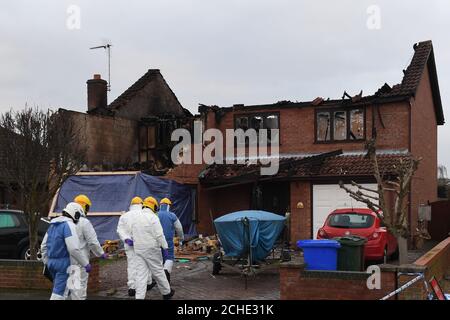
[316,208,398,262]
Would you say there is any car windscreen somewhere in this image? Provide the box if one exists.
[327,213,375,229]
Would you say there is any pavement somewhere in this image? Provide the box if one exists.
[97,257,280,300]
[0,240,441,300]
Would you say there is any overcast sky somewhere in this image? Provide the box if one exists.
[1,1,449,170]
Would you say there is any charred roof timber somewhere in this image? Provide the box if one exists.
[201,41,444,125]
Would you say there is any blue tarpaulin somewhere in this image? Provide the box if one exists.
[214,210,286,262]
[53,173,197,244]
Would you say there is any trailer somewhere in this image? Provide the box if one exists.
[211,210,290,288]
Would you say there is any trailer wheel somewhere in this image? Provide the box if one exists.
[212,252,222,275]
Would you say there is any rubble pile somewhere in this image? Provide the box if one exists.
[174,235,219,261]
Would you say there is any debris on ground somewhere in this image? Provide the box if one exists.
[102,240,120,254]
[174,234,219,261]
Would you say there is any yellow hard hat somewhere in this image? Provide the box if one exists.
[143,197,158,212]
[160,198,172,206]
[131,197,143,205]
[74,194,92,213]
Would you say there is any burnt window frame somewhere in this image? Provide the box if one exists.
[138,118,182,163]
[314,107,366,143]
[233,111,281,145]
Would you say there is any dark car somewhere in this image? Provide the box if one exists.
[0,209,50,260]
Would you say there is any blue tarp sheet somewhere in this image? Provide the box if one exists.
[53,173,197,244]
[214,210,286,262]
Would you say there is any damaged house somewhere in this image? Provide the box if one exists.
[166,40,445,244]
[61,69,192,173]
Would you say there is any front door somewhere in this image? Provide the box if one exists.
[254,182,290,216]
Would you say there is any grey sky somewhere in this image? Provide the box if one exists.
[1,1,449,169]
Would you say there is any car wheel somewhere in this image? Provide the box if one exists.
[390,246,399,260]
[21,246,43,261]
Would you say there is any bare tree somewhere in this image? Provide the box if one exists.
[0,108,86,260]
[339,139,420,264]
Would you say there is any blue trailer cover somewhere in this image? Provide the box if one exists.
[53,173,196,243]
[214,210,286,262]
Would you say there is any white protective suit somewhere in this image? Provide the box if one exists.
[72,215,105,300]
[130,207,171,299]
[41,216,90,300]
[116,204,142,290]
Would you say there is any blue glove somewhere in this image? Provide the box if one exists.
[162,249,169,261]
[85,264,92,273]
[101,253,109,260]
[125,239,134,247]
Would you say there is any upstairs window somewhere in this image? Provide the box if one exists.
[235,112,280,143]
[316,108,365,142]
[349,109,364,140]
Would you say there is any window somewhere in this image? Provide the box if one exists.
[327,213,375,229]
[316,108,365,142]
[0,213,19,228]
[333,111,347,141]
[317,112,331,141]
[350,109,364,140]
[235,116,249,131]
[234,113,280,142]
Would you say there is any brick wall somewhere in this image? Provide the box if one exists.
[0,259,100,293]
[290,181,312,241]
[410,64,439,234]
[280,260,397,300]
[209,102,410,156]
[62,109,139,170]
[196,183,253,235]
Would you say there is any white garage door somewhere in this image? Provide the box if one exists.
[312,183,378,239]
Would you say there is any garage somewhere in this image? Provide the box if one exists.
[312,183,378,239]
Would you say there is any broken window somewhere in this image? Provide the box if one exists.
[139,126,148,149]
[250,116,263,131]
[264,114,279,142]
[317,112,331,141]
[316,108,365,142]
[147,126,156,149]
[234,113,280,143]
[333,111,347,141]
[235,116,249,131]
[349,109,364,140]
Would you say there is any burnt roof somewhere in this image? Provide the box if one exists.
[108,69,191,116]
[201,41,444,125]
[199,151,412,188]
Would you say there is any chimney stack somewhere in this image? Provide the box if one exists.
[87,74,107,112]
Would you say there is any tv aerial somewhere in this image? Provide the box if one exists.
[90,44,112,91]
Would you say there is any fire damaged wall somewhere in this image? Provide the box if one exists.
[61,109,138,171]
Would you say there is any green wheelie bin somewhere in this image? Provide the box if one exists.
[333,235,367,271]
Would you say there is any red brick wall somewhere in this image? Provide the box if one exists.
[0,259,100,293]
[210,102,410,156]
[290,181,312,241]
[410,64,439,234]
[196,183,253,235]
[280,264,396,300]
